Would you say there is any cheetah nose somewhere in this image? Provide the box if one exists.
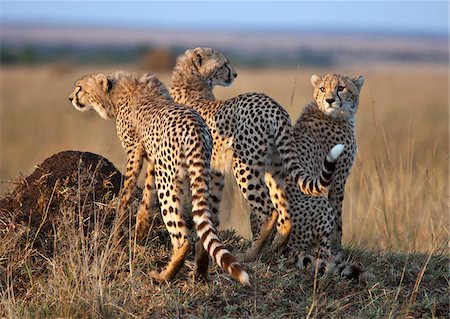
[233,72,238,78]
[326,98,335,105]
[68,96,73,102]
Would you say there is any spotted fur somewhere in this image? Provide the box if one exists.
[68,71,249,285]
[170,48,343,261]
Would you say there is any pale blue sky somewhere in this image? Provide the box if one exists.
[1,1,448,35]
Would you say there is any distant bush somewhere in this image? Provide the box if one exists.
[139,48,175,72]
[0,45,40,64]
[0,44,142,66]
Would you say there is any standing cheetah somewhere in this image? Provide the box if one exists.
[68,71,249,285]
[170,48,344,261]
[265,73,366,277]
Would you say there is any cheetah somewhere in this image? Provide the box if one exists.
[68,71,249,285]
[169,47,344,261]
[294,73,364,249]
[264,73,368,278]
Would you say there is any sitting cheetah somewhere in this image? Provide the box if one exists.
[265,73,367,278]
[68,71,249,285]
[294,73,364,249]
[170,47,344,261]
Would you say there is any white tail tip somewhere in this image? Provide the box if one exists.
[329,144,345,161]
[239,271,251,286]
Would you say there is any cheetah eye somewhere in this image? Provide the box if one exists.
[319,87,326,93]
[337,86,345,92]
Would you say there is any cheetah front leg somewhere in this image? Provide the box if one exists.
[113,145,145,244]
[328,182,346,250]
[135,161,156,241]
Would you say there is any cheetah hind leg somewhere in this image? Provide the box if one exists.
[150,240,191,282]
[150,167,191,282]
[269,214,292,254]
[193,239,210,282]
[240,210,278,262]
[264,171,293,253]
[113,146,144,246]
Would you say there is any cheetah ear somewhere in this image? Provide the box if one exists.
[311,74,322,88]
[353,75,364,92]
[95,73,111,92]
[192,47,204,68]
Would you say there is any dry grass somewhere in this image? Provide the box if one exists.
[0,175,448,318]
[0,62,448,317]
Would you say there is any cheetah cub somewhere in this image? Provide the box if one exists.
[170,48,344,261]
[69,71,249,285]
[265,73,368,278]
[295,73,364,249]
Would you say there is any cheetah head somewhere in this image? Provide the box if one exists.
[189,47,238,88]
[68,73,115,119]
[311,73,364,120]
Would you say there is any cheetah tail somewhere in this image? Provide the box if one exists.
[299,143,345,195]
[274,123,342,196]
[279,124,344,196]
[319,143,345,187]
[187,163,250,286]
[296,252,375,281]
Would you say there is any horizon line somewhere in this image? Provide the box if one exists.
[2,22,448,40]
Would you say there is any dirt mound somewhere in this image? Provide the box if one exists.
[0,151,125,251]
[0,151,133,298]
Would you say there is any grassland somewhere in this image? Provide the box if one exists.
[1,62,448,317]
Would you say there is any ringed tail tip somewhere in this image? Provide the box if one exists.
[238,270,251,286]
[228,261,251,286]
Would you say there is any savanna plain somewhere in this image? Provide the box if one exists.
[0,62,448,318]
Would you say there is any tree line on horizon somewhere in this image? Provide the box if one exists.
[2,43,447,69]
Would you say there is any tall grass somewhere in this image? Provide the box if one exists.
[344,100,448,252]
[0,177,116,318]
